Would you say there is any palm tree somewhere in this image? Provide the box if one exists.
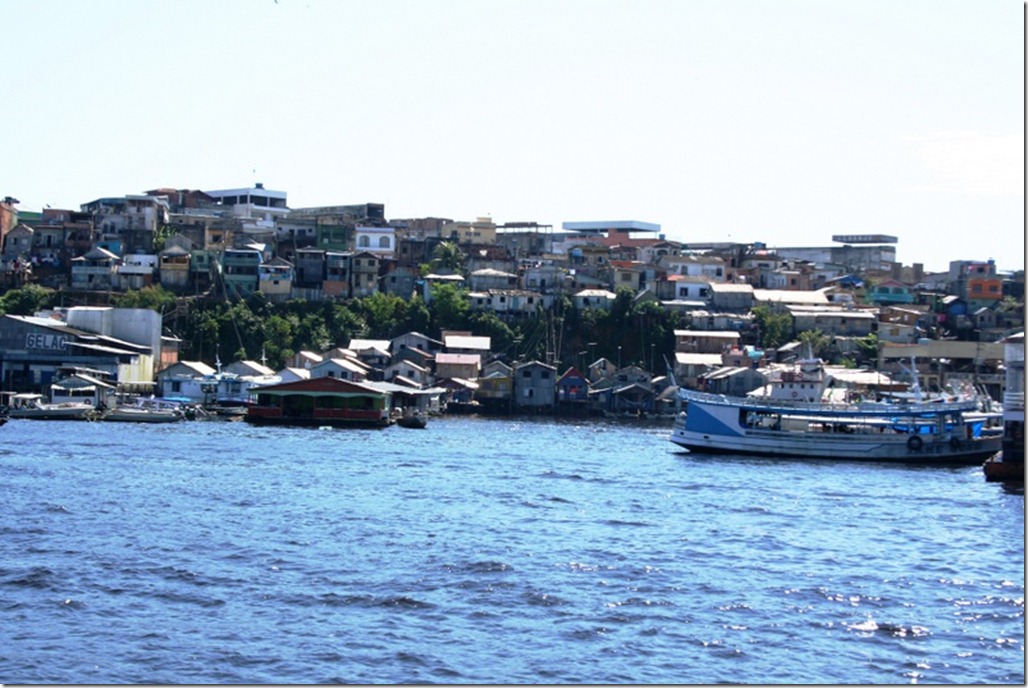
[431,241,465,274]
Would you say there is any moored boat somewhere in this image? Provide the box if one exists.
[395,411,427,429]
[671,390,1002,463]
[983,332,1024,482]
[671,355,1002,464]
[100,396,187,423]
[101,405,183,423]
[5,393,100,421]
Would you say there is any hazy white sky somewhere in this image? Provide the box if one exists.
[4,0,1024,273]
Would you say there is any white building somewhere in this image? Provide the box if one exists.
[354,225,396,257]
[203,184,289,231]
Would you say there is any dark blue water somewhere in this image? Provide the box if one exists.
[0,416,1022,684]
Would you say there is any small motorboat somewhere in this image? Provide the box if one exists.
[396,412,427,429]
[101,405,183,423]
[983,452,1025,483]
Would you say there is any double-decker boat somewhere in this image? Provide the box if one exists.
[670,356,1002,464]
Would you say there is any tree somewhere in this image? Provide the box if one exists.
[428,282,469,332]
[797,328,830,358]
[751,305,793,349]
[113,284,177,312]
[0,284,56,316]
[467,311,516,355]
[356,292,410,338]
[855,332,881,366]
[430,241,465,273]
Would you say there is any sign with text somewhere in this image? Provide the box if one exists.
[25,333,69,352]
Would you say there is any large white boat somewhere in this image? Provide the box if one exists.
[670,356,1003,464]
[5,393,100,421]
[100,397,187,423]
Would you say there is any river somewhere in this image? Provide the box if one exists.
[0,416,1022,684]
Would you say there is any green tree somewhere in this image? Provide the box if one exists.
[430,241,465,273]
[0,284,56,315]
[855,332,881,366]
[404,294,431,334]
[428,282,469,332]
[113,284,177,312]
[797,328,830,358]
[262,313,298,368]
[153,224,176,253]
[356,292,410,338]
[467,311,516,354]
[751,305,793,349]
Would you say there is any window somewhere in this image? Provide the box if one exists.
[379,236,390,248]
[523,370,532,378]
[359,236,370,247]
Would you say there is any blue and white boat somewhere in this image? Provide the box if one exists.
[670,356,1003,464]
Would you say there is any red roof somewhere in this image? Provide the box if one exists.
[255,376,382,396]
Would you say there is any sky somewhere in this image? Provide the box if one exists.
[4,0,1024,273]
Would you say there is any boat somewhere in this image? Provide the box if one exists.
[670,355,1003,464]
[101,405,183,423]
[983,452,1024,482]
[5,393,101,421]
[983,332,1024,483]
[395,411,427,429]
[100,397,187,423]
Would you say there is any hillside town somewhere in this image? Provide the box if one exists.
[0,184,1023,420]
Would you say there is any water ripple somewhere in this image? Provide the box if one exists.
[0,417,1021,684]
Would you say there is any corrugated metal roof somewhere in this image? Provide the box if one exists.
[436,353,482,365]
[675,353,723,365]
[443,335,490,351]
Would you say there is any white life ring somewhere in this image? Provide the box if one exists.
[84,398,92,405]
[791,391,799,399]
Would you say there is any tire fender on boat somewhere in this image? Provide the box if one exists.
[949,437,961,451]
[907,435,923,452]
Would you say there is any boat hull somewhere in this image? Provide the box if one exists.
[8,405,98,420]
[670,429,1001,464]
[102,408,183,423]
[983,453,1025,482]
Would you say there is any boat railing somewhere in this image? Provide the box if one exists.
[678,388,980,416]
